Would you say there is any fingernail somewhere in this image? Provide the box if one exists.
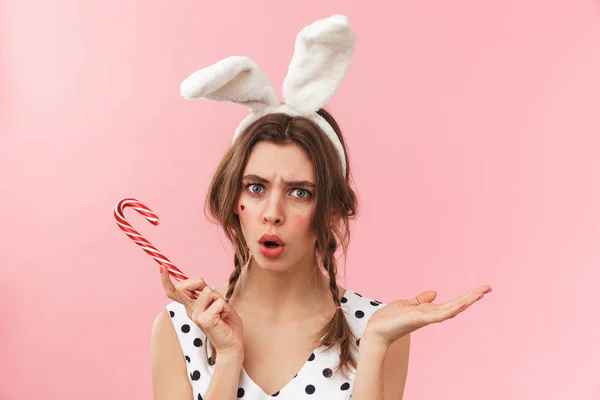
[477,294,484,300]
[159,266,163,273]
[484,288,492,294]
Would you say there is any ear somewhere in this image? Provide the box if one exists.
[180,55,280,114]
[282,14,356,115]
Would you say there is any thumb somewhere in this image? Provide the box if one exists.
[409,290,437,306]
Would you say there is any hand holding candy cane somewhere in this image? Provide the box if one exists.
[115,197,244,357]
[158,265,245,359]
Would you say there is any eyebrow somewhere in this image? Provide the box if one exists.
[242,174,316,189]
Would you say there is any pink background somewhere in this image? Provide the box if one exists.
[2,1,599,399]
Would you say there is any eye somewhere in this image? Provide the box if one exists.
[244,183,312,200]
[291,188,312,199]
[246,183,265,195]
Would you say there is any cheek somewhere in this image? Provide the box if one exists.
[292,213,313,235]
[238,202,260,224]
[238,204,247,223]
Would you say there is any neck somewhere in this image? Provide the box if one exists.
[231,253,332,321]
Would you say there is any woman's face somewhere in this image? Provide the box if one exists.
[236,141,317,271]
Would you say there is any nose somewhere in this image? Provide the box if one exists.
[263,194,284,226]
[264,214,282,225]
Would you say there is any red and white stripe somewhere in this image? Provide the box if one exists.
[114,197,188,282]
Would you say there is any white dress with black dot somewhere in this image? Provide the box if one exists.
[166,289,386,399]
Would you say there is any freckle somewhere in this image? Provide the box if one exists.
[240,205,245,211]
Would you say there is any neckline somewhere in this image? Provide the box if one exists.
[240,289,354,397]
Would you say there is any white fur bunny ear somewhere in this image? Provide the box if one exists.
[282,14,356,115]
[180,55,280,113]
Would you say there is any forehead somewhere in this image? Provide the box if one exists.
[243,142,314,180]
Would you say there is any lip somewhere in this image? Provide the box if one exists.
[259,242,286,258]
[258,233,286,259]
[258,233,285,245]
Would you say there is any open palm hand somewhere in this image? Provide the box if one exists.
[363,285,492,347]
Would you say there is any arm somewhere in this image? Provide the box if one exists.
[151,309,193,399]
[351,333,410,400]
[352,284,490,399]
[151,309,244,400]
[204,354,244,400]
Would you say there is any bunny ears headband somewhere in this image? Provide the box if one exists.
[179,14,356,176]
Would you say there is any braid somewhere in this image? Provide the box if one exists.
[325,238,343,308]
[317,237,358,380]
[226,253,244,301]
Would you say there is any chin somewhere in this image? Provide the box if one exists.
[252,252,294,272]
[254,254,287,268]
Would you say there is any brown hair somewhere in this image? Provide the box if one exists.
[203,108,359,379]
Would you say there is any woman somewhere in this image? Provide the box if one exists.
[151,15,491,400]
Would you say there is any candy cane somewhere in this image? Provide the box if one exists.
[114,197,189,282]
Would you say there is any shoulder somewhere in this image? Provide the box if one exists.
[340,289,387,338]
[341,289,386,316]
[163,301,207,339]
[151,307,177,350]
[151,302,187,358]
[151,305,194,398]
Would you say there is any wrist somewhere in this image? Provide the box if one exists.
[359,332,391,356]
[216,350,244,366]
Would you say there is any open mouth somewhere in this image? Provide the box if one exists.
[259,239,285,258]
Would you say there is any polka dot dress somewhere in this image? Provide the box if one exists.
[166,289,385,399]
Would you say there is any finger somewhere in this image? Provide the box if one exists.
[198,286,233,315]
[408,290,437,306]
[194,286,218,313]
[200,286,224,303]
[427,303,465,324]
[473,285,492,294]
[160,266,197,307]
[427,287,491,323]
[452,295,483,316]
[178,277,207,290]
[205,296,226,316]
[195,297,226,327]
[159,264,180,301]
[440,286,489,311]
[177,277,209,298]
